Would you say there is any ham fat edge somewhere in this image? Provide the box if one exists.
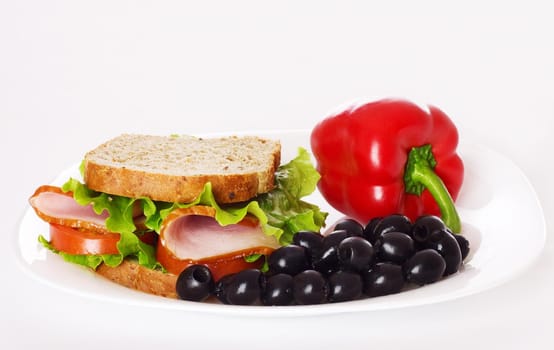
[29,186,281,278]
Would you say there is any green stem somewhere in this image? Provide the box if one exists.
[411,163,461,233]
[404,145,461,233]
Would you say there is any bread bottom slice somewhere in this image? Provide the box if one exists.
[96,260,178,299]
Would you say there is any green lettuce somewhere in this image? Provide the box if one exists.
[38,147,327,270]
[257,147,328,244]
[38,235,123,269]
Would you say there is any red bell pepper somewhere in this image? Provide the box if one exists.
[310,98,464,233]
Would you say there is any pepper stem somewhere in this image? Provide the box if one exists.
[404,145,461,233]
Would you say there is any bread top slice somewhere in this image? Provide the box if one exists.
[83,134,281,204]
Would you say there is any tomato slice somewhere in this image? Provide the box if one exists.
[49,224,121,255]
[48,224,158,255]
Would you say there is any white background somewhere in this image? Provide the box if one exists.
[1,1,553,349]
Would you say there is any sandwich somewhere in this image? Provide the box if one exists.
[29,134,327,298]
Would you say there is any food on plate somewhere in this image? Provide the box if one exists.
[28,97,472,306]
[29,134,327,297]
[310,98,464,233]
[176,214,470,305]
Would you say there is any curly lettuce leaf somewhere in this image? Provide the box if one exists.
[141,182,280,237]
[257,147,328,244]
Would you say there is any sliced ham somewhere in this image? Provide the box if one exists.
[160,206,280,260]
[29,185,111,233]
[157,206,280,276]
[29,185,146,234]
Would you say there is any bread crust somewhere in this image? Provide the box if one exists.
[96,260,178,299]
[84,162,273,204]
[83,135,281,204]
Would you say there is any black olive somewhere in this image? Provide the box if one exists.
[373,214,412,240]
[411,215,447,243]
[176,265,214,302]
[312,230,349,275]
[333,218,364,237]
[453,234,470,261]
[363,216,382,243]
[213,274,235,304]
[328,270,363,303]
[404,249,446,285]
[425,229,462,275]
[323,229,350,246]
[376,231,415,264]
[292,231,324,260]
[262,273,294,306]
[225,269,265,305]
[312,245,339,275]
[267,245,310,276]
[337,236,374,272]
[293,270,329,305]
[362,262,404,297]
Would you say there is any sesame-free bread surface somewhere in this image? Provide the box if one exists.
[83,134,281,204]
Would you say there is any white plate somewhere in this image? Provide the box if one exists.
[15,130,546,317]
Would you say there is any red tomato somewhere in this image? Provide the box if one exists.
[48,224,158,255]
[49,224,120,255]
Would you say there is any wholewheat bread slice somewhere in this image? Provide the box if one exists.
[83,134,281,204]
[96,260,178,298]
